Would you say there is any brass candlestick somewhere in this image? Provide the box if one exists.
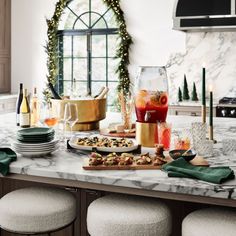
[209,125,213,140]
[201,105,206,123]
[208,125,217,143]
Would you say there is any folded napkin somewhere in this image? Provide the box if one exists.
[0,148,17,176]
[162,157,235,184]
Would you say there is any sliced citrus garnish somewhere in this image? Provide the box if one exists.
[148,95,160,107]
[159,93,168,106]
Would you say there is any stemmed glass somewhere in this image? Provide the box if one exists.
[64,103,79,137]
[39,102,58,128]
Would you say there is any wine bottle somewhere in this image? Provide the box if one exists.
[20,89,31,128]
[30,87,39,126]
[94,86,105,98]
[96,87,109,99]
[48,82,62,100]
[16,83,23,126]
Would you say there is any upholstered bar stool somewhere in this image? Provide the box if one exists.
[182,207,236,236]
[0,187,77,235]
[87,194,172,236]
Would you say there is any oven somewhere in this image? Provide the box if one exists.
[216,97,236,118]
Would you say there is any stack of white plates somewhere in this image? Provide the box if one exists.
[12,139,59,157]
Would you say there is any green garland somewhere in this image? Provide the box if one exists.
[103,0,133,95]
[44,0,132,100]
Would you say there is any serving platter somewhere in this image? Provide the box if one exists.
[83,158,162,170]
[100,128,135,138]
[69,135,139,153]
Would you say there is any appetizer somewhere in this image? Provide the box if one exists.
[136,153,152,165]
[103,153,119,166]
[118,153,134,165]
[77,136,133,148]
[89,152,103,166]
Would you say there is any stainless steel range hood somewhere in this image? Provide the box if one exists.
[173,0,236,31]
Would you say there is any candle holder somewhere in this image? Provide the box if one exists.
[201,105,206,123]
[208,125,217,143]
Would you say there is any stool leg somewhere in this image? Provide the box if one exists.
[72,221,75,236]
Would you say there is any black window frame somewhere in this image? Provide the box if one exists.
[56,0,119,98]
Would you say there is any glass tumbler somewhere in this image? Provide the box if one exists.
[195,140,214,157]
[159,122,172,150]
[222,139,236,157]
[191,122,207,149]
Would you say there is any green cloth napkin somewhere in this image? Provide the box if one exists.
[0,148,17,176]
[162,157,235,184]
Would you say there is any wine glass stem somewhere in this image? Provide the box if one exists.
[70,125,73,137]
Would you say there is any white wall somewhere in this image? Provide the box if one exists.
[11,0,186,96]
[11,0,57,94]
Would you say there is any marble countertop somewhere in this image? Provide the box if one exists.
[0,113,236,200]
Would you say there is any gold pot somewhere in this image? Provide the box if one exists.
[51,98,106,131]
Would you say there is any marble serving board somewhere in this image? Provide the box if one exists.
[83,158,162,170]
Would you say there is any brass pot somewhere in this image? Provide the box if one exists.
[51,98,106,131]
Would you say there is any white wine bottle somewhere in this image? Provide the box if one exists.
[30,87,39,126]
[20,89,31,128]
[16,83,23,126]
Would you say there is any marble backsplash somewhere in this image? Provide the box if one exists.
[166,32,236,104]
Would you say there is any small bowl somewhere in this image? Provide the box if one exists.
[169,149,197,161]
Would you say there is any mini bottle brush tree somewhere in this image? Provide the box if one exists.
[191,82,199,101]
[183,74,190,100]
[178,87,183,102]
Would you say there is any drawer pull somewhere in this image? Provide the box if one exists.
[65,187,78,192]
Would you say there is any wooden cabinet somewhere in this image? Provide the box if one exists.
[169,105,216,117]
[0,0,11,93]
[0,95,17,114]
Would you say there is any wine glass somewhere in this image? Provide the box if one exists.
[64,103,79,137]
[39,102,58,128]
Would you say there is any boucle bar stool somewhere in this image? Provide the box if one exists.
[182,207,236,236]
[0,187,77,235]
[87,194,172,236]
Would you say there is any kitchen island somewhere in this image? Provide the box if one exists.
[0,113,236,236]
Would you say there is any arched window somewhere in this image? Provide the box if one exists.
[56,0,119,107]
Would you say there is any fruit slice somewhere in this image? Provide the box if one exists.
[148,95,160,107]
[159,93,168,106]
[135,90,148,108]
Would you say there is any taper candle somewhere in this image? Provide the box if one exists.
[202,66,206,106]
[202,64,206,123]
[209,85,213,127]
[209,84,213,140]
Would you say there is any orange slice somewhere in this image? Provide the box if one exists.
[159,93,168,106]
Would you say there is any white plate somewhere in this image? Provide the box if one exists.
[12,143,58,150]
[12,139,59,148]
[69,136,138,153]
[13,146,58,152]
[15,146,59,157]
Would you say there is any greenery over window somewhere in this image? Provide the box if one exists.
[44,0,132,108]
